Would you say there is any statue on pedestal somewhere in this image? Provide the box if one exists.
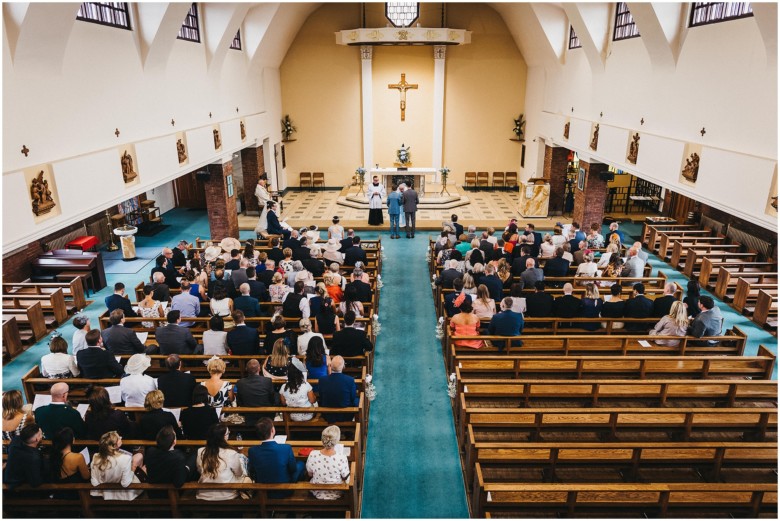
[121,150,138,183]
[31,170,56,216]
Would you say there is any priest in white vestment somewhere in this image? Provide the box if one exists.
[254,176,272,237]
[367,175,386,226]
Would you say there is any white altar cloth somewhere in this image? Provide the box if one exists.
[369,167,438,195]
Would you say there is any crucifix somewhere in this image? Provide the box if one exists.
[388,73,418,121]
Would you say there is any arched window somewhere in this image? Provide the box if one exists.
[178,3,200,43]
[569,26,582,49]
[613,2,640,41]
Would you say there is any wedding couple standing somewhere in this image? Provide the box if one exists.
[382,180,418,239]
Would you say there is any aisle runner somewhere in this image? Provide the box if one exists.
[361,233,469,518]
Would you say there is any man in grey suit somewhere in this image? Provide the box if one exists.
[101,309,150,355]
[154,310,200,355]
[401,185,419,238]
[520,258,544,288]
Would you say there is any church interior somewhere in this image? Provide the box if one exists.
[2,1,778,518]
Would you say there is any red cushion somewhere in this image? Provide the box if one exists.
[65,236,98,250]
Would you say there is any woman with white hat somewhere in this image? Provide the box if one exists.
[204,242,223,264]
[323,239,344,265]
[119,354,156,407]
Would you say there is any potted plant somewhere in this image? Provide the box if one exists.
[512,114,526,141]
[281,115,296,141]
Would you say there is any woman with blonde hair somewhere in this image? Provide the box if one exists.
[269,271,291,303]
[581,283,604,331]
[2,390,34,441]
[324,273,344,304]
[90,430,144,501]
[649,301,689,347]
[598,242,620,268]
[462,273,477,295]
[201,357,233,407]
[137,390,181,440]
[575,251,598,283]
[306,425,351,500]
[196,424,250,501]
[471,284,496,320]
[279,248,294,274]
[540,233,556,258]
[264,338,292,379]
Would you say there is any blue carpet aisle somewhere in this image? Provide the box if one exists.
[361,232,470,518]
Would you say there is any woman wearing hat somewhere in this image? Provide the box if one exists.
[120,354,157,408]
[280,358,316,421]
[204,242,223,264]
[323,239,344,265]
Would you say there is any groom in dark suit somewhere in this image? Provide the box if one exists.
[401,185,419,238]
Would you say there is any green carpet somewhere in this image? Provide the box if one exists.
[361,231,469,518]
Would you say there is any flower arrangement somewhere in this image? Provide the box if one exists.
[447,372,457,398]
[380,245,386,262]
[439,166,450,186]
[355,166,366,186]
[376,273,383,289]
[513,114,526,141]
[396,143,411,165]
[372,314,382,336]
[435,316,445,340]
[281,115,296,140]
[365,374,377,401]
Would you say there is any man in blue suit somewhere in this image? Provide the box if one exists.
[104,282,138,318]
[318,356,359,423]
[489,297,524,350]
[266,201,291,240]
[226,310,259,355]
[248,418,305,498]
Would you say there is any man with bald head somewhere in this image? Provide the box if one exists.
[233,283,261,321]
[33,382,86,439]
[234,358,278,425]
[652,282,678,318]
[317,356,359,422]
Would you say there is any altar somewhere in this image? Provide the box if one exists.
[370,167,437,195]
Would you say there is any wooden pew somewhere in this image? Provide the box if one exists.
[2,466,360,518]
[677,246,756,277]
[1,288,68,325]
[669,241,740,270]
[657,230,719,260]
[752,289,778,331]
[453,346,776,381]
[471,474,777,518]
[2,277,86,312]
[642,223,700,251]
[700,257,775,293]
[732,277,779,316]
[2,301,47,343]
[466,437,778,496]
[2,316,24,361]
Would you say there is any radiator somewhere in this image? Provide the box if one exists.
[44,225,87,251]
[727,227,774,260]
[700,215,725,236]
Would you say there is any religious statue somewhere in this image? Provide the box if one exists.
[121,150,138,183]
[240,120,246,141]
[213,129,222,150]
[589,124,599,151]
[563,121,570,140]
[627,133,640,164]
[176,139,187,164]
[771,196,778,211]
[682,152,700,183]
[388,73,418,121]
[30,170,56,216]
[395,143,411,167]
[513,114,526,141]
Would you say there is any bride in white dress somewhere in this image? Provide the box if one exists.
[397,183,406,228]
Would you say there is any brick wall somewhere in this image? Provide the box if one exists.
[543,145,569,215]
[241,145,265,215]
[572,160,609,228]
[2,242,45,282]
[205,162,239,240]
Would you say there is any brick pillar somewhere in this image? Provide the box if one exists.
[240,145,265,216]
[204,161,239,240]
[542,145,569,215]
[572,160,609,228]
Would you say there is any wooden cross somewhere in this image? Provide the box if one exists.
[388,73,418,121]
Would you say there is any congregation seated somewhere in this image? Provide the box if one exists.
[203,315,229,356]
[85,386,135,440]
[306,425,351,500]
[472,284,496,320]
[525,280,553,317]
[623,283,654,331]
[305,337,331,391]
[179,385,219,440]
[543,247,570,282]
[227,310,260,355]
[279,359,317,422]
[245,267,269,302]
[330,311,373,359]
[318,356,358,423]
[91,430,145,501]
[196,424,249,501]
[508,283,527,314]
[264,315,297,356]
[71,314,91,356]
[281,280,310,319]
[35,382,86,439]
[105,282,138,318]
[488,297,524,349]
[102,309,147,355]
[652,282,678,317]
[649,301,689,347]
[145,425,197,489]
[209,284,233,318]
[553,283,582,318]
[170,279,200,327]
[150,272,171,303]
[201,357,232,407]
[449,299,483,350]
[50,426,90,492]
[687,295,724,344]
[520,258,544,288]
[120,354,156,407]
[622,245,646,279]
[137,390,181,441]
[297,317,325,355]
[248,418,306,496]
[3,423,46,490]
[314,297,340,335]
[574,250,598,281]
[263,339,293,380]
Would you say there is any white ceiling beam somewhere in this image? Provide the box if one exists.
[8,2,79,74]
[135,2,192,72]
[562,3,610,74]
[201,2,252,75]
[751,2,777,67]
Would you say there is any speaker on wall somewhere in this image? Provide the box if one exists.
[599,171,615,182]
[195,169,211,181]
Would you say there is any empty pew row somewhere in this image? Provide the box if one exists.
[641,223,704,251]
[2,316,24,362]
[1,301,47,345]
[710,261,777,301]
[1,277,87,311]
[701,257,776,295]
[2,288,68,325]
[669,240,744,269]
[453,346,776,381]
[753,289,778,332]
[658,232,725,261]
[471,474,777,518]
[677,246,759,278]
[464,433,778,493]
[733,276,779,316]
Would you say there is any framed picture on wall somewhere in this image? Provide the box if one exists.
[577,167,586,191]
[227,174,234,198]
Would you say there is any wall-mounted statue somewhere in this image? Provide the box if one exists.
[30,170,56,216]
[627,133,640,164]
[177,139,187,164]
[771,196,778,210]
[682,152,700,183]
[121,150,138,183]
[213,129,222,150]
[563,122,570,140]
[590,124,599,151]
[240,121,246,141]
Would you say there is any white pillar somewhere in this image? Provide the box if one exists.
[432,45,446,182]
[360,46,373,169]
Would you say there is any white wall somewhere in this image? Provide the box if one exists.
[3,10,285,252]
[523,15,777,231]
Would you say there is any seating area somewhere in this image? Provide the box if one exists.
[463,171,518,190]
[299,172,325,189]
[430,222,778,518]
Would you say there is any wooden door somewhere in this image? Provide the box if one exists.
[667,191,697,223]
[174,171,207,209]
